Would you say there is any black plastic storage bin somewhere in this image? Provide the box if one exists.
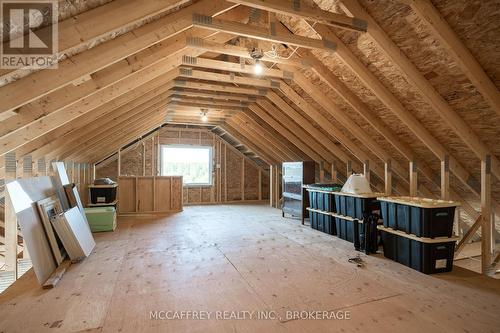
[335,215,379,254]
[380,229,455,274]
[310,211,335,235]
[379,197,457,238]
[335,216,354,242]
[306,184,342,212]
[334,193,380,219]
[89,185,117,204]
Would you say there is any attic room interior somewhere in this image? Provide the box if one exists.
[0,0,499,332]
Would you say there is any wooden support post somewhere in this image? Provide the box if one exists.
[331,162,338,182]
[385,160,392,195]
[275,164,281,208]
[409,160,418,197]
[270,165,276,208]
[142,142,146,176]
[151,136,155,176]
[258,169,262,200]
[92,163,96,182]
[441,155,450,200]
[363,160,370,184]
[241,156,245,201]
[224,144,227,202]
[319,161,325,183]
[481,155,492,274]
[347,160,352,176]
[4,152,18,278]
[117,148,121,177]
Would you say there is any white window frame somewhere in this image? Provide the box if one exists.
[159,144,213,187]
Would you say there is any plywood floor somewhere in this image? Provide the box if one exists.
[1,204,499,333]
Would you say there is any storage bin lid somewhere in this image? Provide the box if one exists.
[304,183,343,192]
[377,196,460,208]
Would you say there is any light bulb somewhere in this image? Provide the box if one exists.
[201,114,208,122]
[254,60,263,75]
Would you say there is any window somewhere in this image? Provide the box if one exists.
[160,145,213,186]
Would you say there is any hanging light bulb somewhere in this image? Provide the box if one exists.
[254,59,263,75]
[201,110,208,122]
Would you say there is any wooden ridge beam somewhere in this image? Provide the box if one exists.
[340,0,500,180]
[408,0,500,118]
[191,14,337,51]
[227,0,367,32]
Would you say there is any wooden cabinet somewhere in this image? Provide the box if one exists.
[281,161,315,223]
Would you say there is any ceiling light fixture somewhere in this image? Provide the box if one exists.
[253,60,263,75]
[201,109,208,122]
[250,47,264,75]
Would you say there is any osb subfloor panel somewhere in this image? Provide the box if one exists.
[1,204,499,333]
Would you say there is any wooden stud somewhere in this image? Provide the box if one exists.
[347,160,352,176]
[142,142,146,176]
[258,169,262,200]
[331,162,338,183]
[410,161,418,197]
[481,155,492,274]
[241,155,245,201]
[318,161,324,183]
[363,160,370,184]
[385,160,392,196]
[441,155,450,200]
